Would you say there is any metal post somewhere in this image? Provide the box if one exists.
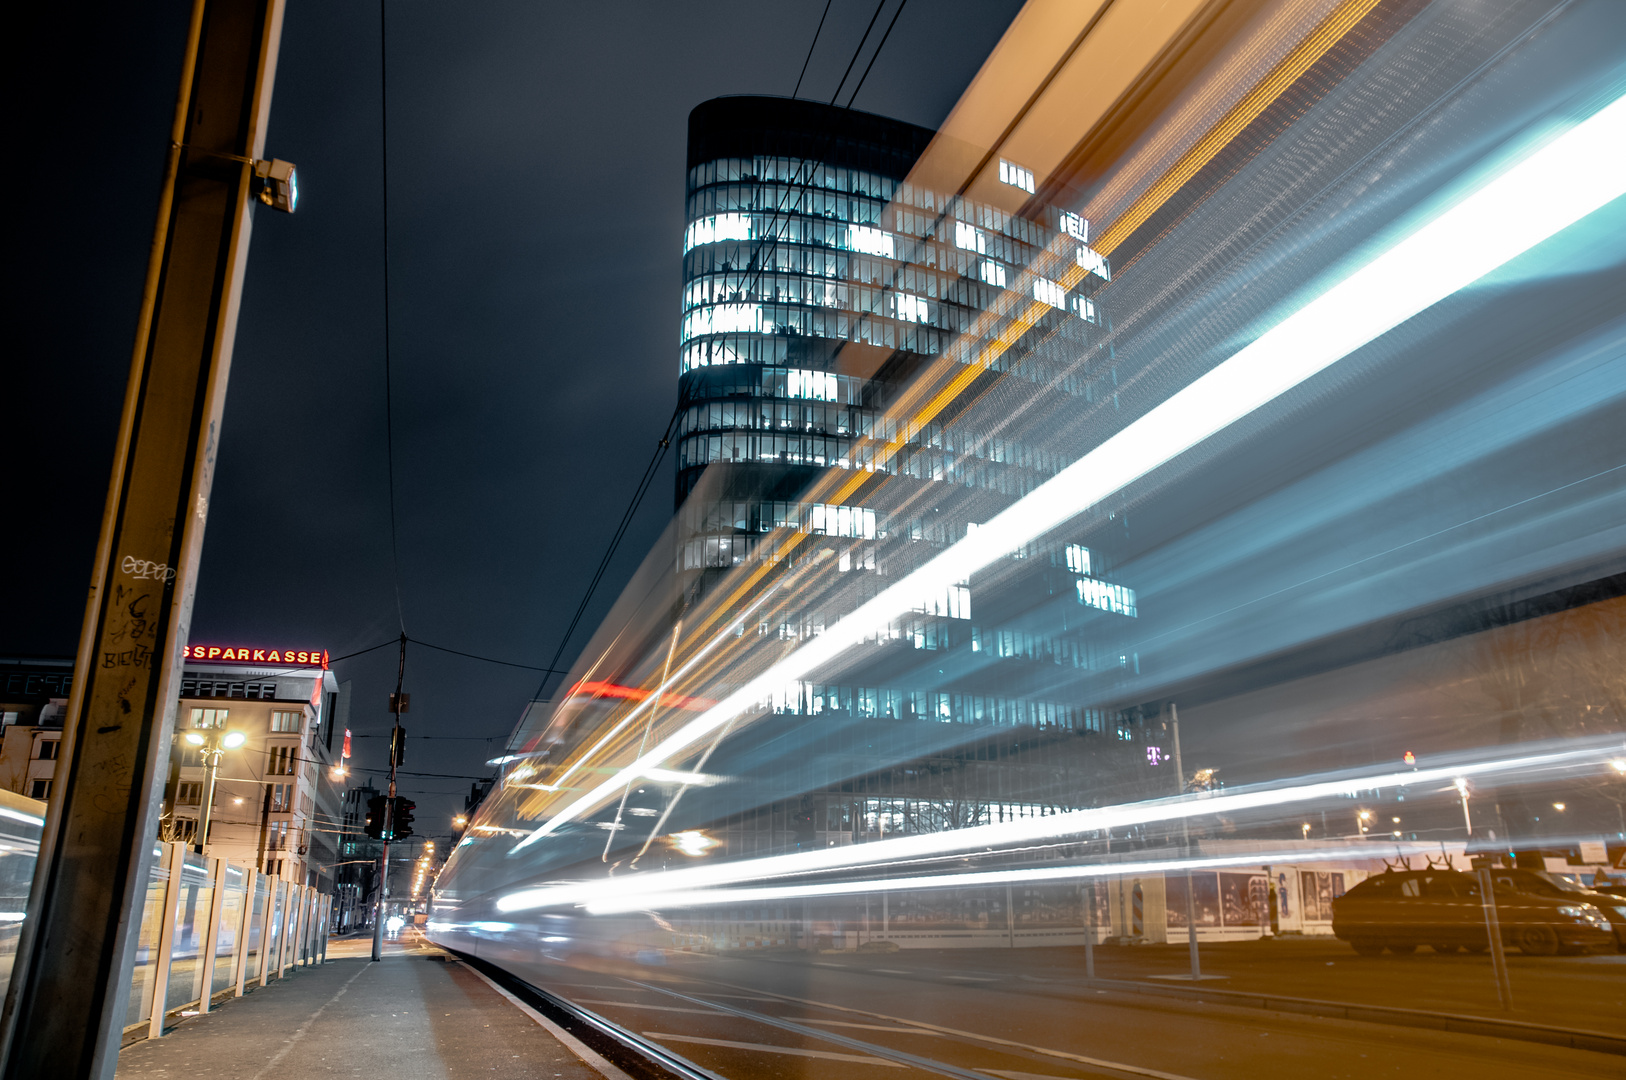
[257,877,276,988]
[1170,705,1200,980]
[1474,860,1513,1010]
[1084,881,1095,979]
[372,636,407,962]
[145,843,186,1040]
[194,742,223,855]
[1006,885,1015,947]
[196,857,227,1013]
[0,3,287,1076]
[234,868,255,997]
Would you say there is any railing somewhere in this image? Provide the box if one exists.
[122,840,332,1040]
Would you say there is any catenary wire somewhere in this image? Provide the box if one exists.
[792,0,835,100]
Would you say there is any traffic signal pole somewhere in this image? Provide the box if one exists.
[0,3,287,1077]
[372,635,406,962]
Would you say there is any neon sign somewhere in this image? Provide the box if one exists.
[183,645,328,668]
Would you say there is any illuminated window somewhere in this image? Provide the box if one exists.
[808,503,877,539]
[786,368,839,401]
[1065,544,1091,575]
[954,221,987,254]
[1059,211,1089,242]
[271,710,301,733]
[683,212,752,252]
[894,292,930,323]
[998,159,1035,193]
[1076,244,1111,281]
[979,261,1007,288]
[682,303,762,342]
[1074,295,1097,323]
[849,225,895,258]
[915,585,972,620]
[1033,277,1067,309]
[189,707,229,728]
[1076,577,1137,617]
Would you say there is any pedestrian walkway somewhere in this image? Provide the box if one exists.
[116,936,624,1080]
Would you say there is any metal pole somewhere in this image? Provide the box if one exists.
[1474,860,1513,1010]
[372,635,406,962]
[0,3,286,1075]
[1170,705,1200,980]
[195,743,223,854]
[1084,881,1095,979]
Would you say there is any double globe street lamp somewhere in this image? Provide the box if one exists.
[184,720,246,854]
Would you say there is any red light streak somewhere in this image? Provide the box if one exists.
[568,680,715,712]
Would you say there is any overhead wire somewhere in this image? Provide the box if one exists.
[379,0,406,636]
[792,0,835,100]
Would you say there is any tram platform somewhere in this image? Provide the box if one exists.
[115,934,625,1080]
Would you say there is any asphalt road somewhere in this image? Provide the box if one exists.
[491,942,1623,1080]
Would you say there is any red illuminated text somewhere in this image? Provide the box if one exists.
[183,645,329,668]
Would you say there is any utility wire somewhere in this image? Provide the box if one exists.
[845,0,909,108]
[380,0,406,635]
[529,403,682,701]
[791,0,835,100]
[408,636,569,674]
[829,0,888,105]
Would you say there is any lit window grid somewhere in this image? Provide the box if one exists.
[763,679,1107,732]
[998,159,1036,193]
[685,156,1052,247]
[1076,577,1137,618]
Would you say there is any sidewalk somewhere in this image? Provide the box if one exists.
[116,943,614,1080]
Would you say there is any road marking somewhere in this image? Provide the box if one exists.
[798,1017,950,1034]
[643,1031,904,1066]
[248,962,369,1080]
[873,968,911,975]
[702,978,1203,1080]
[942,975,998,982]
[572,999,723,1015]
[457,963,635,1080]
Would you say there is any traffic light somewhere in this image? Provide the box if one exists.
[392,796,416,839]
[364,794,387,840]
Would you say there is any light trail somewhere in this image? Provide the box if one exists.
[495,735,1625,913]
[581,843,1451,914]
[506,89,1626,855]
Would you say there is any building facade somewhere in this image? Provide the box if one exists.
[670,97,1162,859]
[0,657,72,802]
[162,644,347,891]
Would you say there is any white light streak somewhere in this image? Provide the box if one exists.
[583,844,1441,914]
[510,90,1626,858]
[497,737,1622,912]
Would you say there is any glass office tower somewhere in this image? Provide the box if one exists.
[673,97,1159,860]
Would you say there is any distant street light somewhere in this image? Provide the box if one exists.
[1454,777,1473,836]
[183,720,245,854]
[1357,809,1372,837]
[1301,822,1311,840]
[1553,802,1566,812]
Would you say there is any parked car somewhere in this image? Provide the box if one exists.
[1331,869,1613,956]
[1489,868,1626,952]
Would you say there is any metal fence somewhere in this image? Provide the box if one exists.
[121,840,332,1040]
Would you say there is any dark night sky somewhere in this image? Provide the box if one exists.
[5,2,1022,829]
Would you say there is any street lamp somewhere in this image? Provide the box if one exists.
[183,720,246,854]
[1301,822,1311,840]
[1357,809,1372,837]
[1454,777,1473,836]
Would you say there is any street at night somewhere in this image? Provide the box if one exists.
[4,0,1626,1077]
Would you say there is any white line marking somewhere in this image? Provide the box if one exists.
[798,1017,948,1034]
[707,978,1203,1080]
[456,962,635,1080]
[642,1031,904,1066]
[572,999,723,1014]
[247,962,369,1080]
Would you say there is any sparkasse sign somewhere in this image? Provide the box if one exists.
[183,645,329,667]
